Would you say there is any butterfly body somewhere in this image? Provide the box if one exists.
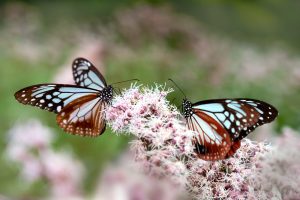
[99,85,113,102]
[15,58,113,137]
[182,98,278,161]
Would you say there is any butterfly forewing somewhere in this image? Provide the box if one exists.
[56,94,106,137]
[192,99,278,141]
[72,58,107,90]
[14,84,99,113]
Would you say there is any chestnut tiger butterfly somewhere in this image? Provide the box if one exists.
[15,58,114,137]
[169,79,278,161]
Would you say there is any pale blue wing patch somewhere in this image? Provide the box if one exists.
[31,85,55,96]
[227,103,247,116]
[194,103,224,112]
[216,113,226,121]
[58,87,96,93]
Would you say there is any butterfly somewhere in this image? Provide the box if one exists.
[182,98,278,161]
[14,58,113,137]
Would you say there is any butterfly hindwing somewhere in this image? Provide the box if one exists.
[56,94,106,137]
[72,58,107,90]
[187,109,232,161]
[192,98,278,141]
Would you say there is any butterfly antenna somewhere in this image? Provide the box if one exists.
[111,79,139,85]
[168,78,186,98]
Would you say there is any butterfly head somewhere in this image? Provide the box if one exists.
[100,85,113,102]
[182,98,193,118]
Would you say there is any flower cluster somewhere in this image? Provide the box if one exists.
[106,85,196,152]
[6,119,85,198]
[187,139,276,199]
[104,85,291,199]
[106,85,195,186]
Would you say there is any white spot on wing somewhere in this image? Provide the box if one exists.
[57,106,62,112]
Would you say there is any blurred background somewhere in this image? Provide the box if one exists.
[1,0,300,199]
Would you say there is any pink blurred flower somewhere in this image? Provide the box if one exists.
[257,127,300,200]
[41,150,85,198]
[6,119,53,181]
[94,155,187,200]
[7,119,53,152]
[6,119,85,199]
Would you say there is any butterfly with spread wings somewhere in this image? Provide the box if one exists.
[15,58,113,137]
